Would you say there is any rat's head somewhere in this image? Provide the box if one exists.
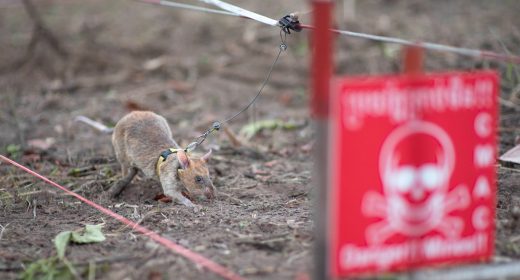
[175,149,215,200]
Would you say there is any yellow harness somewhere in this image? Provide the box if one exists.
[156,148,185,176]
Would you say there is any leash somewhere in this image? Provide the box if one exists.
[184,31,291,152]
[183,20,300,153]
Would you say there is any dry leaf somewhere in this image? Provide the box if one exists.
[125,100,149,111]
[154,193,172,203]
[27,138,55,151]
[142,56,166,71]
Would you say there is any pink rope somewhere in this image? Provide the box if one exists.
[0,155,244,280]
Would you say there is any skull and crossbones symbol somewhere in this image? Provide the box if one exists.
[362,121,470,244]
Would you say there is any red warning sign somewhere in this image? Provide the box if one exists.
[329,71,499,277]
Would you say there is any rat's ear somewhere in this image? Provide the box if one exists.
[201,149,212,163]
[177,151,190,169]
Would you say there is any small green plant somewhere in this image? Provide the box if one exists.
[100,167,113,178]
[505,62,520,87]
[55,224,106,259]
[239,119,303,139]
[5,144,21,158]
[20,224,106,280]
[21,257,75,280]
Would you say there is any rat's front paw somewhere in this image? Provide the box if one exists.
[179,196,201,212]
[180,196,196,208]
[192,205,203,213]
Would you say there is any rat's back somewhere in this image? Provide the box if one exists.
[112,111,176,177]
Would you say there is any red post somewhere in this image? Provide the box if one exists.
[311,0,333,118]
[403,45,424,74]
[311,1,333,279]
[402,45,424,273]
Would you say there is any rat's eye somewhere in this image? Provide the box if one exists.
[195,175,203,184]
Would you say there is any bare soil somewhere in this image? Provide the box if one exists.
[1,0,520,279]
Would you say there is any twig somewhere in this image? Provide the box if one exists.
[10,189,57,199]
[498,127,520,132]
[227,229,262,239]
[88,261,96,280]
[510,84,520,104]
[71,180,99,193]
[0,255,143,272]
[499,97,520,111]
[489,28,520,84]
[2,0,69,73]
[510,234,520,243]
[225,183,258,191]
[223,127,245,147]
[221,173,244,188]
[217,191,243,205]
[63,258,82,280]
[115,209,161,233]
[0,223,9,240]
[499,165,520,173]
[285,250,308,265]
[22,0,68,58]
[32,198,37,219]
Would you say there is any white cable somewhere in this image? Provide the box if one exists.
[199,0,278,26]
[157,0,239,16]
[332,29,483,59]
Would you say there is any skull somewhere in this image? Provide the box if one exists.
[379,121,455,236]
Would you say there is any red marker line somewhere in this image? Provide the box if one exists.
[0,155,244,280]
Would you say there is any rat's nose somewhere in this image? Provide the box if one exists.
[205,190,215,199]
[204,186,215,199]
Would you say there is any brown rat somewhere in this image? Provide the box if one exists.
[75,111,215,208]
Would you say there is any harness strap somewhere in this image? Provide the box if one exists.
[156,148,184,176]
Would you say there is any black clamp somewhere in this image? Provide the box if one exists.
[278,13,302,34]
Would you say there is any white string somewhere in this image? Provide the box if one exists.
[159,0,238,16]
[199,0,278,26]
[331,29,483,59]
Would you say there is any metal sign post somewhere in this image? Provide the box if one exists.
[310,0,333,279]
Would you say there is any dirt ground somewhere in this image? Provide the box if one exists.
[1,0,520,279]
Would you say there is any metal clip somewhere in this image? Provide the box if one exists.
[212,121,221,131]
[185,142,198,153]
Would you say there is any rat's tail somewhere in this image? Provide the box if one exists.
[74,116,114,134]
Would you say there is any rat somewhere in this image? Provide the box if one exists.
[75,111,215,209]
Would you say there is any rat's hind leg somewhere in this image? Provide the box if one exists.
[109,167,137,198]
